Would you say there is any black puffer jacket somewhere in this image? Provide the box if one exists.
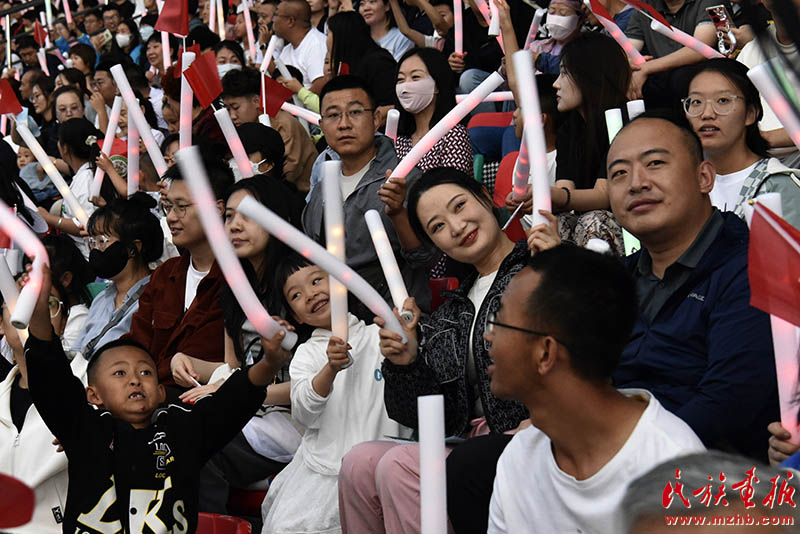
[382,240,530,436]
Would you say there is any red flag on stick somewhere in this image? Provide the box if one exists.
[262,75,294,117]
[620,0,673,29]
[589,0,613,21]
[183,51,223,109]
[155,0,190,37]
[748,204,800,327]
[33,21,47,47]
[173,44,202,78]
[0,79,23,115]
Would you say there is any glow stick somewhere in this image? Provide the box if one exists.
[392,71,504,179]
[91,96,123,199]
[604,108,623,143]
[16,123,88,226]
[179,51,196,150]
[418,395,447,534]
[216,0,225,40]
[213,107,254,180]
[63,0,73,24]
[512,129,529,198]
[36,49,49,76]
[177,146,297,349]
[455,91,514,103]
[260,36,283,75]
[0,200,49,329]
[488,0,500,36]
[110,64,169,176]
[626,99,645,120]
[524,8,545,49]
[472,0,503,51]
[5,16,11,71]
[385,109,399,145]
[649,20,723,59]
[44,0,53,29]
[39,13,51,49]
[127,120,139,197]
[259,114,271,127]
[208,0,217,32]
[237,196,408,342]
[592,11,645,65]
[0,253,19,315]
[274,55,304,108]
[0,115,6,136]
[365,209,413,322]
[161,31,171,69]
[322,162,351,364]
[280,101,321,125]
[511,50,550,226]
[453,0,463,55]
[242,0,257,64]
[748,63,800,151]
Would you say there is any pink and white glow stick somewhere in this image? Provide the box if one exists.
[512,129,529,198]
[280,101,321,125]
[39,13,51,48]
[626,99,645,119]
[237,196,408,343]
[392,71,504,179]
[177,146,297,349]
[17,122,88,225]
[208,0,217,32]
[748,63,800,152]
[649,20,723,59]
[111,65,168,176]
[524,8,545,50]
[585,0,646,65]
[419,395,447,534]
[473,0,503,51]
[63,0,73,24]
[512,50,550,226]
[0,200,49,329]
[385,109,400,145]
[488,0,500,36]
[455,91,513,103]
[453,0,463,55]
[36,49,49,76]
[5,15,11,72]
[214,107,254,180]
[0,252,19,316]
[365,209,413,322]
[216,0,225,40]
[604,108,623,143]
[242,1,257,64]
[0,115,7,136]
[127,120,139,197]
[161,31,171,69]
[179,51,196,150]
[91,95,123,199]
[260,36,283,75]
[323,161,350,354]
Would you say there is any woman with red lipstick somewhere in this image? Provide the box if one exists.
[683,58,800,229]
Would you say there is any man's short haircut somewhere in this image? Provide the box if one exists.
[15,35,37,52]
[525,245,637,381]
[319,75,376,111]
[69,43,97,70]
[283,0,312,26]
[87,338,154,385]
[221,67,260,99]
[617,109,704,166]
[163,152,235,200]
[94,59,119,75]
[22,69,47,88]
[123,64,148,91]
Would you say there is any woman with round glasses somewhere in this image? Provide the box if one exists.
[683,58,800,229]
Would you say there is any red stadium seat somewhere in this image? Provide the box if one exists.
[493,151,527,243]
[197,513,252,534]
[429,277,459,312]
[467,112,514,130]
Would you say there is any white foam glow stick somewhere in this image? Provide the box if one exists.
[322,161,350,351]
[36,49,50,76]
[44,0,53,29]
[208,0,217,32]
[16,123,88,226]
[216,0,225,40]
[91,96,123,199]
[385,109,400,145]
[63,0,73,24]
[512,129,529,198]
[5,16,11,71]
[524,8,545,50]
[179,51,196,150]
[604,108,623,143]
[0,201,49,329]
[488,0,500,36]
[472,0,503,51]
[280,101,321,125]
[127,120,139,197]
[0,115,6,136]
[177,146,297,349]
[649,20,723,59]
[213,107,254,180]
[260,36,283,75]
[0,253,19,315]
[237,196,408,343]
[110,65,168,176]
[161,31,171,69]
[242,0,257,64]
[597,16,645,65]
[365,209,413,323]
[456,91,514,103]
[39,13,51,49]
[392,71,504,179]
[418,395,447,534]
[748,62,800,152]
[512,50,550,227]
[453,0,463,55]
[626,99,645,120]
[274,55,304,108]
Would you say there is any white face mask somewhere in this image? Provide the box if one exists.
[139,25,155,41]
[546,14,579,40]
[115,33,132,48]
[395,77,437,114]
[217,63,242,79]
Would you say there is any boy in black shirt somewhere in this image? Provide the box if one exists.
[25,266,292,534]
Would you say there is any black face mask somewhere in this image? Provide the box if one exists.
[88,241,130,279]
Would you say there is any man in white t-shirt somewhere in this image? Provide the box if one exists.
[274,0,327,94]
[485,245,705,533]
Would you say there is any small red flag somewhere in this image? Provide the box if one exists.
[262,75,294,117]
[748,204,800,327]
[588,0,613,22]
[338,62,350,76]
[173,44,203,78]
[0,79,23,115]
[33,21,47,48]
[0,473,34,529]
[621,0,672,29]
[154,0,190,37]
[184,50,223,109]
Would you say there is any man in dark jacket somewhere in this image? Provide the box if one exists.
[607,111,778,461]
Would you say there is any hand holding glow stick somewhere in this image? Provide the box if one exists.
[214,107,254,180]
[237,196,408,342]
[242,0,257,63]
[16,122,88,226]
[418,395,447,534]
[177,146,297,349]
[91,96,123,199]
[626,99,645,120]
[512,50,550,227]
[455,91,514,103]
[649,20,723,59]
[365,210,413,323]
[604,108,623,143]
[453,0,463,55]
[392,71,504,179]
[179,51,196,150]
[748,62,800,152]
[0,201,49,329]
[385,109,400,145]
[524,8,546,49]
[127,120,139,197]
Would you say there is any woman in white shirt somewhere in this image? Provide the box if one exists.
[683,58,800,228]
[358,0,414,60]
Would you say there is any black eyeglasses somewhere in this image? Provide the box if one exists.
[485,312,549,337]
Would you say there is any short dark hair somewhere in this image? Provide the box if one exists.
[237,122,286,179]
[15,35,37,52]
[614,109,705,166]
[221,66,260,99]
[273,250,316,340]
[319,75,376,111]
[164,152,235,200]
[56,68,89,95]
[86,193,164,265]
[53,85,85,107]
[69,43,97,71]
[213,40,246,67]
[88,338,154,385]
[523,245,637,381]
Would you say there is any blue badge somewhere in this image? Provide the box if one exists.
[374,369,383,381]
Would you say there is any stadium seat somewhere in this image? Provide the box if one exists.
[429,277,459,312]
[493,151,527,243]
[197,513,252,534]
